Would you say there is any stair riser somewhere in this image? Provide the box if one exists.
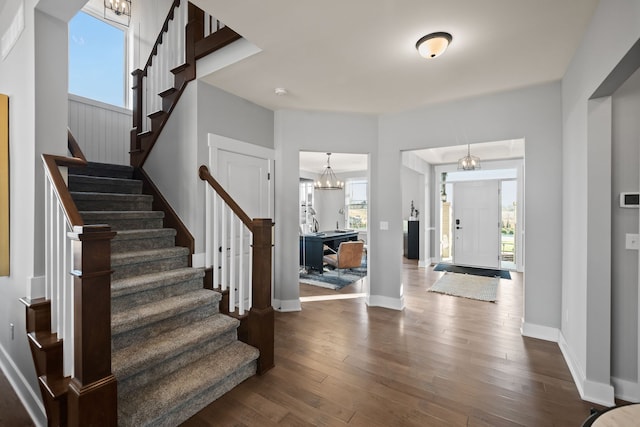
[117,329,238,394]
[74,199,153,212]
[69,181,142,195]
[84,217,164,231]
[112,255,189,281]
[140,360,257,427]
[112,278,204,313]
[112,303,219,351]
[112,235,175,253]
[69,165,134,179]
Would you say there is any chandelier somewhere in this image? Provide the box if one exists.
[314,153,343,190]
[458,144,481,171]
[104,0,131,26]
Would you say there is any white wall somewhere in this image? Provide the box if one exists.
[68,94,131,165]
[0,0,79,424]
[274,110,377,311]
[611,67,640,392]
[380,82,563,330]
[561,0,640,406]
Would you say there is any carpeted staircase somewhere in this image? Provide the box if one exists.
[68,161,259,427]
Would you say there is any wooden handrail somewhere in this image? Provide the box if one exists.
[42,154,85,227]
[143,0,181,73]
[199,165,253,229]
[67,128,86,162]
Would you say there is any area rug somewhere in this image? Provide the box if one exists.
[428,272,499,302]
[299,269,364,290]
[433,263,511,280]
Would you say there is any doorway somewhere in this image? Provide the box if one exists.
[453,180,500,268]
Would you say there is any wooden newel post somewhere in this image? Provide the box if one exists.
[185,3,205,82]
[67,225,118,426]
[249,218,275,374]
[130,69,144,157]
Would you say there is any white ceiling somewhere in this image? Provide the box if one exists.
[193,0,598,115]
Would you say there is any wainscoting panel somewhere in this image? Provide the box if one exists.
[68,94,131,165]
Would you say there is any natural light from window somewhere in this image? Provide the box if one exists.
[69,11,125,107]
[345,179,367,231]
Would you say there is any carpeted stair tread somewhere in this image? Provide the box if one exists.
[68,174,142,194]
[80,210,165,231]
[111,246,190,266]
[69,161,134,179]
[112,228,177,253]
[112,313,239,381]
[118,341,259,427]
[112,289,221,336]
[114,228,176,241]
[81,210,164,219]
[71,192,153,211]
[111,267,203,299]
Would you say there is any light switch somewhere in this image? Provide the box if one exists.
[380,221,389,230]
[625,233,639,250]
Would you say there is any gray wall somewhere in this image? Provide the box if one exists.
[611,68,640,384]
[146,81,274,256]
[379,82,563,328]
[561,0,640,405]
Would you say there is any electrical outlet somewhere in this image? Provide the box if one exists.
[626,233,639,250]
[10,323,14,340]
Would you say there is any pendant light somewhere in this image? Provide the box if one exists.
[314,153,344,190]
[458,144,481,170]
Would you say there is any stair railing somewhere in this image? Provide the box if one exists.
[199,165,274,374]
[26,130,117,425]
[130,1,241,168]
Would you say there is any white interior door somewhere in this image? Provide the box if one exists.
[453,180,500,268]
[215,149,272,219]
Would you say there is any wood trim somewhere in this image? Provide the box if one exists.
[67,224,117,426]
[144,0,181,73]
[67,128,86,162]
[42,154,85,227]
[195,26,242,60]
[248,218,274,374]
[133,167,195,257]
[198,165,253,229]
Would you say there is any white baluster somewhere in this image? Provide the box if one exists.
[248,232,253,310]
[205,183,211,268]
[212,192,219,288]
[221,203,227,291]
[229,212,236,313]
[45,176,51,300]
[238,223,244,315]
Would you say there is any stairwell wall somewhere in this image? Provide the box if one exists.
[144,81,273,263]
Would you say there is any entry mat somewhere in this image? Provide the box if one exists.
[433,263,511,280]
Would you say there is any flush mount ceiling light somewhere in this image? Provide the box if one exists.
[104,0,131,26]
[416,32,452,59]
[314,153,344,190]
[458,144,481,171]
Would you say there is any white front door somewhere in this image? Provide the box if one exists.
[453,180,500,268]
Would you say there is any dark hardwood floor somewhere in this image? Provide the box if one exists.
[0,366,35,426]
[1,261,601,426]
[183,261,601,426]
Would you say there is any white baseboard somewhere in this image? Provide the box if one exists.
[558,332,615,407]
[27,275,45,299]
[191,252,206,269]
[273,299,301,312]
[611,376,640,402]
[418,260,429,268]
[520,320,559,342]
[366,294,405,311]
[0,344,46,427]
